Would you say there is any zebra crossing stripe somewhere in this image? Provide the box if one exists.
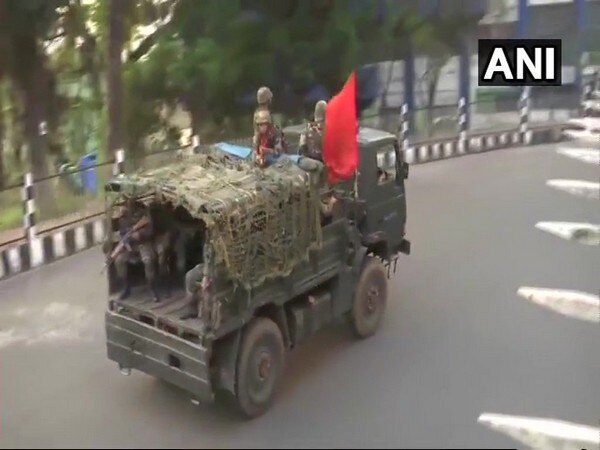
[546,179,600,200]
[556,148,600,165]
[535,221,600,246]
[478,413,600,450]
[517,287,600,323]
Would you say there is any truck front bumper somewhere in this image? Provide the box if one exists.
[105,311,214,403]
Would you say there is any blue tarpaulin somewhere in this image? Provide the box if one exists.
[79,152,98,194]
[214,142,253,160]
[214,142,302,166]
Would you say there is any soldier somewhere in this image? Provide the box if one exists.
[252,86,273,147]
[299,100,327,162]
[180,239,213,320]
[253,109,288,167]
[113,197,161,302]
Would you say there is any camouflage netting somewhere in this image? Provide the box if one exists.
[112,148,324,289]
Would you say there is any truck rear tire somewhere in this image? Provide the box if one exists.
[350,257,388,338]
[234,317,285,418]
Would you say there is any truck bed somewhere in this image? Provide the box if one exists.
[109,286,208,343]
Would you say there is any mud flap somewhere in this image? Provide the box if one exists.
[212,329,242,396]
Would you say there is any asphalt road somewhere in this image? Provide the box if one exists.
[1,142,598,449]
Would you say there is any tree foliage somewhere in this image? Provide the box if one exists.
[0,0,481,183]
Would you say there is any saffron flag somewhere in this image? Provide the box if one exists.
[323,71,359,185]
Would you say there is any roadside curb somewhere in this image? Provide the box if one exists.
[405,125,562,165]
[0,123,565,282]
[0,217,106,281]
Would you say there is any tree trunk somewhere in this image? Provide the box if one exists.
[425,60,441,138]
[8,85,24,166]
[107,0,128,156]
[22,62,55,214]
[0,93,4,190]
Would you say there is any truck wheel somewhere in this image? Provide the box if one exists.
[235,317,285,418]
[351,257,388,338]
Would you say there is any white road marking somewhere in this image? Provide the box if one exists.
[0,302,95,349]
[75,225,86,251]
[93,219,106,244]
[535,221,600,246]
[478,413,600,450]
[517,286,599,323]
[405,147,416,165]
[556,147,600,165]
[443,142,453,158]
[29,237,44,267]
[0,328,22,349]
[7,247,21,273]
[546,179,600,200]
[52,232,66,258]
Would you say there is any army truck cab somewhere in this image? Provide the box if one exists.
[103,127,409,418]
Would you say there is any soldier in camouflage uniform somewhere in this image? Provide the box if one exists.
[114,198,161,302]
[252,86,273,149]
[299,100,327,162]
[253,109,288,167]
[180,238,213,321]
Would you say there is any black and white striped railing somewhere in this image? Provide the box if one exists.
[23,173,36,242]
[0,217,106,280]
[518,87,531,144]
[404,126,557,165]
[0,120,567,281]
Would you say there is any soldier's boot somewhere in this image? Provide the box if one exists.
[149,280,160,303]
[179,293,199,320]
[119,282,131,300]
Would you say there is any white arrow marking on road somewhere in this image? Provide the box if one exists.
[0,328,22,349]
[478,413,600,450]
[556,147,600,165]
[517,287,600,323]
[546,179,600,200]
[0,302,95,349]
[535,221,600,246]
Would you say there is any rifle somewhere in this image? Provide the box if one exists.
[101,215,150,274]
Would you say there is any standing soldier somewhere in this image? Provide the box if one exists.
[252,86,273,149]
[299,100,327,162]
[113,197,161,302]
[253,110,288,167]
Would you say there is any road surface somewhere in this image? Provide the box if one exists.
[1,141,598,448]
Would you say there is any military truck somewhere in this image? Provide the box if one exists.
[103,126,410,418]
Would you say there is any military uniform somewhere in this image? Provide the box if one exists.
[114,201,160,301]
[299,100,327,162]
[180,241,213,320]
[252,87,273,149]
[253,109,288,167]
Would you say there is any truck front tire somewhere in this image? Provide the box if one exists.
[234,317,285,418]
[350,257,388,338]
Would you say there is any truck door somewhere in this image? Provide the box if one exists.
[361,140,408,254]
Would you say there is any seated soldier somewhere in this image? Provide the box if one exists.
[253,110,288,167]
[299,100,327,162]
[252,86,273,149]
[180,238,212,320]
[113,197,160,302]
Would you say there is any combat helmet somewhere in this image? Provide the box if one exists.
[314,100,327,123]
[257,86,273,105]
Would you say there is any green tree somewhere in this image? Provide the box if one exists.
[0,0,69,210]
[107,0,130,159]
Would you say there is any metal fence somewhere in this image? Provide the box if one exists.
[0,88,583,248]
[362,89,581,139]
